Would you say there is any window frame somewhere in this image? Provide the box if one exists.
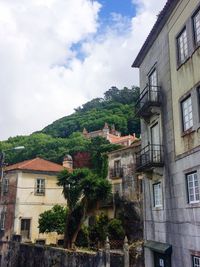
[0,211,6,230]
[192,255,200,267]
[192,6,200,47]
[2,177,9,195]
[35,178,45,196]
[176,27,189,65]
[181,95,193,132]
[186,172,200,204]
[153,182,162,208]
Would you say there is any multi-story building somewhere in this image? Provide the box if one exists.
[107,141,141,202]
[132,0,200,266]
[0,157,67,247]
[83,122,138,147]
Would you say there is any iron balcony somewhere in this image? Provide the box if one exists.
[135,85,162,118]
[136,144,164,171]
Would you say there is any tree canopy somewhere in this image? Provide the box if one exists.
[57,168,111,248]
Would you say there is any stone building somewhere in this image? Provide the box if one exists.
[132,0,200,266]
[83,123,138,147]
[107,141,141,203]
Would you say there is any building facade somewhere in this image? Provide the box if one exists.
[0,157,66,248]
[83,122,138,147]
[133,0,200,266]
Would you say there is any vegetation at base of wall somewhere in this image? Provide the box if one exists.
[38,205,68,235]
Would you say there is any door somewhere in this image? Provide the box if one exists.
[154,252,171,267]
[149,69,158,101]
[150,123,161,162]
[20,219,31,240]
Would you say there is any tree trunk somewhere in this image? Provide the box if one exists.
[63,210,72,249]
[71,202,87,247]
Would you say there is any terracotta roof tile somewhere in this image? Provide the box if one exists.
[5,157,65,173]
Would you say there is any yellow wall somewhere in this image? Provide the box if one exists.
[168,0,200,155]
[14,171,66,244]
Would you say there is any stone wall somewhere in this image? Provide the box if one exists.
[2,242,124,267]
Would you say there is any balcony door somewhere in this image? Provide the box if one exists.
[150,122,161,162]
[149,69,158,101]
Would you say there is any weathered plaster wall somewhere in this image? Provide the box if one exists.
[168,0,200,156]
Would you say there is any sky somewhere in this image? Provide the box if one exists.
[0,0,166,141]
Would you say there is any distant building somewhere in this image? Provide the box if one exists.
[83,123,138,147]
[133,0,200,266]
[107,141,141,202]
[0,157,67,250]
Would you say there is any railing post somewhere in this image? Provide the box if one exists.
[123,236,129,267]
[105,236,110,267]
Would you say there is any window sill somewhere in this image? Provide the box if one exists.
[185,202,200,208]
[34,193,45,196]
[152,206,163,211]
[181,128,195,137]
[177,56,190,70]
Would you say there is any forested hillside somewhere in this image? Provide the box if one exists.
[0,86,140,165]
[41,86,140,137]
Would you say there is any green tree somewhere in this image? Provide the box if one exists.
[57,168,111,248]
[38,205,67,234]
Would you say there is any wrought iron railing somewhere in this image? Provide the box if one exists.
[136,144,164,171]
[110,167,124,178]
[135,85,161,116]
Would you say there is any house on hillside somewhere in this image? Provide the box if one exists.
[0,157,70,249]
[83,122,138,147]
[133,0,200,266]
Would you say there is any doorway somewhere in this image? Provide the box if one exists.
[154,252,171,267]
[20,218,31,240]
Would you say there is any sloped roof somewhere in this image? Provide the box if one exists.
[108,133,138,144]
[132,0,179,68]
[5,157,64,173]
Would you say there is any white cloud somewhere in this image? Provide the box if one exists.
[0,0,166,140]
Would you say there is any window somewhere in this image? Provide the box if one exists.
[2,178,9,194]
[20,218,31,240]
[181,96,193,131]
[0,211,6,230]
[114,160,122,177]
[177,28,188,64]
[148,69,158,101]
[192,255,200,267]
[186,172,200,204]
[198,87,200,120]
[193,8,200,45]
[35,178,45,195]
[153,182,162,207]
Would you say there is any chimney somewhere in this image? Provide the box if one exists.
[63,155,73,169]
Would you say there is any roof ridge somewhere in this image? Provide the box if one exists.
[19,157,38,169]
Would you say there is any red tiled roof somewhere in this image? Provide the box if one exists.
[5,157,65,173]
[108,134,138,144]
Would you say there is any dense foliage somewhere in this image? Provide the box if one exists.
[57,168,112,248]
[38,205,67,234]
[41,86,140,137]
[0,86,139,165]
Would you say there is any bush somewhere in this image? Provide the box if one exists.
[76,225,89,247]
[108,218,125,240]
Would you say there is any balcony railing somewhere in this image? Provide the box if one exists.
[136,144,164,171]
[135,85,161,117]
[110,167,123,178]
